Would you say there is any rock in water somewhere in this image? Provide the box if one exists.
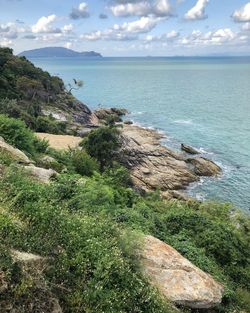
[181,144,199,155]
[187,157,221,176]
[141,235,224,309]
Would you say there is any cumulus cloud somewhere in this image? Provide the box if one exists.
[62,24,74,34]
[178,28,247,47]
[232,2,250,23]
[32,15,60,33]
[70,2,90,19]
[184,0,209,21]
[145,30,179,42]
[110,0,172,17]
[81,16,160,41]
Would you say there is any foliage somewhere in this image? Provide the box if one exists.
[0,114,48,155]
[83,126,122,170]
[69,149,99,176]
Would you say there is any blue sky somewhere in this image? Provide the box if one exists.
[1,0,250,56]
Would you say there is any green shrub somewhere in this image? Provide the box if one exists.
[83,126,121,171]
[70,149,99,176]
[0,114,36,155]
[35,116,67,134]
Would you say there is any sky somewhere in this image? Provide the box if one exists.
[0,0,250,56]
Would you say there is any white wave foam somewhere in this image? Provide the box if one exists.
[173,119,193,125]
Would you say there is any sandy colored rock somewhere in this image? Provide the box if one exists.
[23,165,57,183]
[120,125,221,195]
[187,157,222,176]
[0,136,31,164]
[120,125,198,192]
[36,133,82,150]
[141,235,224,309]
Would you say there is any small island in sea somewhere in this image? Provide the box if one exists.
[18,47,102,58]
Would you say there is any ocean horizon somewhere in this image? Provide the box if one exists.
[30,56,250,212]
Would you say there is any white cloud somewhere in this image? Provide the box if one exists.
[178,28,247,47]
[110,0,172,17]
[70,2,90,19]
[184,0,209,21]
[32,15,60,33]
[232,2,250,22]
[62,24,73,34]
[242,22,250,30]
[81,16,160,41]
[64,42,73,49]
[111,2,151,17]
[145,30,179,42]
[0,39,13,47]
[115,16,160,33]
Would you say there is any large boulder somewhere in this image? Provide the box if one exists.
[23,165,57,183]
[187,157,221,176]
[140,235,224,309]
[0,136,31,164]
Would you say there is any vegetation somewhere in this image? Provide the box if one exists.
[0,47,76,134]
[83,126,122,170]
[0,116,249,313]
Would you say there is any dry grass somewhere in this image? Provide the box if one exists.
[36,133,82,150]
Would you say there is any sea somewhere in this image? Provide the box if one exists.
[30,56,250,213]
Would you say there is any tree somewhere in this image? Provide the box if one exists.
[83,126,122,171]
[68,79,84,93]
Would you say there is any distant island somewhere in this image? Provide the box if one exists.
[18,47,102,58]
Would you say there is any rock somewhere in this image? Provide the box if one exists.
[10,249,47,274]
[0,136,31,164]
[124,120,133,125]
[141,235,224,309]
[119,125,222,194]
[94,107,128,122]
[0,271,8,292]
[120,125,198,193]
[40,155,56,164]
[181,144,199,155]
[23,165,57,183]
[187,157,221,176]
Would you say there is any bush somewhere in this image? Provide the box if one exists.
[70,149,99,176]
[0,114,36,155]
[35,116,67,134]
[83,126,122,171]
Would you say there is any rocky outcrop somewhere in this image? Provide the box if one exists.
[94,107,128,123]
[120,125,221,194]
[181,144,199,155]
[140,235,224,309]
[0,136,31,164]
[23,165,57,183]
[187,157,221,176]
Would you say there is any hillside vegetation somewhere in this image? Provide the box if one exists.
[0,47,93,135]
[0,114,249,313]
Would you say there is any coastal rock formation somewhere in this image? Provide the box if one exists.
[120,125,221,194]
[95,107,128,122]
[0,136,31,164]
[181,143,199,155]
[141,235,224,309]
[23,165,57,183]
[187,157,222,176]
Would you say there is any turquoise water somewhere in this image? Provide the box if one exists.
[31,57,250,212]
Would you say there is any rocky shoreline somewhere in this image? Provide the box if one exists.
[95,108,222,200]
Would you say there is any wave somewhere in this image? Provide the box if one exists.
[173,119,193,125]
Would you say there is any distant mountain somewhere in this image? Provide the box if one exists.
[18,47,102,58]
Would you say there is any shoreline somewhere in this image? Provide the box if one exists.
[92,108,222,201]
